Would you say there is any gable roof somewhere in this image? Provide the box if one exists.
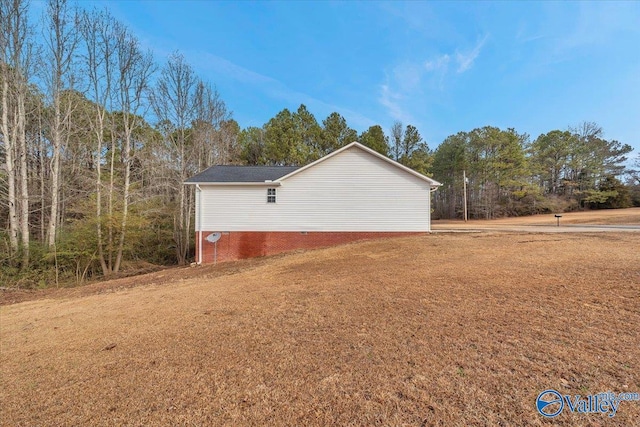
[185,165,299,184]
[278,142,441,187]
[184,142,441,188]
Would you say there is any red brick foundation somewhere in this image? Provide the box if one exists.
[195,231,424,263]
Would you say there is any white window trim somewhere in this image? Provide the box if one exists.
[267,187,276,204]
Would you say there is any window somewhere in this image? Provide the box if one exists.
[267,188,276,203]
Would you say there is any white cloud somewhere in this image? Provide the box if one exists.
[393,62,423,93]
[379,84,415,124]
[190,52,377,130]
[455,35,488,73]
[515,22,545,44]
[424,54,451,72]
[423,54,451,90]
[378,35,488,127]
[198,52,276,86]
[421,34,487,80]
[519,33,545,43]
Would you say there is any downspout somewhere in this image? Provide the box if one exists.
[196,184,203,264]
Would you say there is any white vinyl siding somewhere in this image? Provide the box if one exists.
[197,146,433,232]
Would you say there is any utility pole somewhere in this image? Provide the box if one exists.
[463,170,468,222]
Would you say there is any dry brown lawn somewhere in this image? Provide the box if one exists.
[1,214,640,426]
[433,207,640,227]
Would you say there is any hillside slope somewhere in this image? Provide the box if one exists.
[1,232,639,426]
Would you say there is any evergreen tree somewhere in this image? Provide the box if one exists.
[263,108,300,165]
[529,130,574,195]
[587,176,632,209]
[321,112,357,155]
[239,126,266,165]
[402,142,433,177]
[263,105,322,165]
[293,104,323,162]
[431,132,469,219]
[400,124,422,163]
[359,125,389,156]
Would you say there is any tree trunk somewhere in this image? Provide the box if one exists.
[44,0,78,250]
[38,105,46,242]
[1,78,19,253]
[95,122,108,276]
[107,128,116,272]
[114,127,130,273]
[17,83,29,265]
[177,180,185,265]
[79,8,115,277]
[46,103,61,248]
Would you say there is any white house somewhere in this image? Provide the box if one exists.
[185,142,441,263]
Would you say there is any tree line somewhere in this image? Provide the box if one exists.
[1,0,235,285]
[236,107,636,219]
[432,123,636,219]
[1,0,638,287]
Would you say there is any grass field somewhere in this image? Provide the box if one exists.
[433,206,640,227]
[1,210,639,426]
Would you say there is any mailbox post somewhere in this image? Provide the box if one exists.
[555,214,562,227]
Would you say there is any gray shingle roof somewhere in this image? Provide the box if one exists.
[185,165,300,183]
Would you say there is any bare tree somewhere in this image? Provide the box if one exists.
[151,52,198,265]
[193,80,231,169]
[0,61,18,254]
[390,121,403,161]
[217,119,240,164]
[112,22,154,272]
[42,0,78,248]
[79,7,116,275]
[151,53,229,265]
[1,0,33,266]
[2,1,239,285]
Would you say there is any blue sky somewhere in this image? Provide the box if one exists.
[73,1,640,154]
